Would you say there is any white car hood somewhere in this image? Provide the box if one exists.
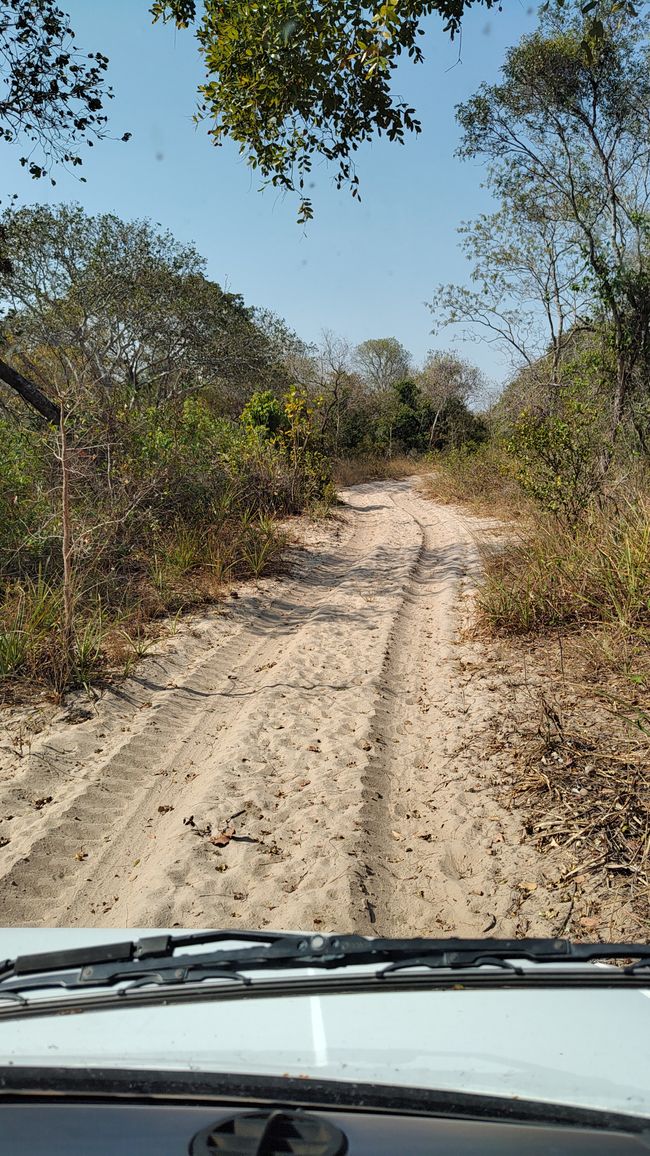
[1,928,649,1120]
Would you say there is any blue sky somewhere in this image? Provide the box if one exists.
[1,1,539,384]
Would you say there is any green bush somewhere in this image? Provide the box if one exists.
[0,420,57,581]
[238,386,331,512]
[507,390,610,523]
[0,388,331,693]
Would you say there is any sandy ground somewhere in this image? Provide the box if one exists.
[0,478,577,933]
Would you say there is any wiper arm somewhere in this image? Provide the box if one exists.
[1,933,649,999]
[0,929,285,981]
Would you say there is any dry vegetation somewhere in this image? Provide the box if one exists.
[0,391,325,702]
[333,454,423,487]
[425,444,534,521]
[426,448,650,936]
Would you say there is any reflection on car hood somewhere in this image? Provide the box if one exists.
[1,928,649,1120]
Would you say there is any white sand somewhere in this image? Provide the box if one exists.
[0,479,570,933]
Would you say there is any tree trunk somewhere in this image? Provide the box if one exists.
[59,406,75,683]
[428,407,442,449]
[0,358,60,424]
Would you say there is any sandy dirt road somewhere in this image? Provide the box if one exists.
[0,478,569,933]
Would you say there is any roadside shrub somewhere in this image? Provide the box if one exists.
[0,574,105,689]
[479,497,650,639]
[506,390,610,523]
[240,389,288,437]
[0,420,56,580]
[425,442,528,519]
[0,389,331,695]
[238,386,331,512]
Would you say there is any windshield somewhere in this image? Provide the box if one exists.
[2,986,650,1119]
[0,0,648,1132]
[1,930,649,1119]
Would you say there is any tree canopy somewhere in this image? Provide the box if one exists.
[0,204,293,419]
[151,0,498,221]
[150,0,636,219]
[0,0,126,183]
[430,0,650,439]
[354,336,412,391]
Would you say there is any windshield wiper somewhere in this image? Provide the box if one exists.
[1,932,649,998]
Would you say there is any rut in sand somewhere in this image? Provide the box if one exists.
[0,478,567,933]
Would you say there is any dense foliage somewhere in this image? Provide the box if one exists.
[0,206,331,690]
[0,204,296,417]
[151,0,497,220]
[0,203,484,692]
[0,0,127,183]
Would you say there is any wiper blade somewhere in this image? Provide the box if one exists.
[379,953,528,977]
[1,934,649,997]
[1,929,279,979]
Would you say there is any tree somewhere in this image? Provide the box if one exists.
[150,0,627,220]
[416,349,485,445]
[354,336,411,392]
[391,379,430,450]
[281,330,377,456]
[0,3,132,416]
[430,203,592,379]
[0,0,126,182]
[305,331,357,455]
[0,204,291,420]
[432,2,650,442]
[0,355,60,423]
[252,307,312,390]
[150,0,493,221]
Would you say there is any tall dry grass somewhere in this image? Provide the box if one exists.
[424,444,532,521]
[333,454,425,487]
[427,446,649,690]
[479,498,649,639]
[0,514,287,695]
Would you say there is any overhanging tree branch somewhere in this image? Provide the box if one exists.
[0,357,60,424]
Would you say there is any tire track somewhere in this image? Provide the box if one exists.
[351,482,567,938]
[0,479,565,934]
[0,497,413,926]
[351,485,485,934]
